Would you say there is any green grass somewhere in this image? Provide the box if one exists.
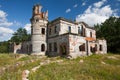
[29,54,120,80]
[0,54,17,67]
[0,54,43,80]
[0,53,120,80]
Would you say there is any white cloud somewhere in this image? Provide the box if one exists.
[24,23,31,33]
[82,2,86,6]
[65,8,71,13]
[93,0,107,8]
[0,27,14,41]
[0,10,13,27]
[0,10,7,18]
[73,4,78,8]
[0,27,14,35]
[76,0,118,26]
[13,20,21,26]
[76,13,107,26]
[0,9,14,41]
[0,22,13,27]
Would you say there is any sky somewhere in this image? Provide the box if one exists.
[0,0,120,41]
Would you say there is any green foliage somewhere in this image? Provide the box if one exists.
[94,17,120,53]
[0,28,31,53]
[0,41,9,53]
[10,28,31,44]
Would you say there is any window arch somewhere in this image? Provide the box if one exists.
[41,44,45,51]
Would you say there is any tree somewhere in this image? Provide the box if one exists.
[0,41,9,53]
[94,17,120,53]
[10,28,31,44]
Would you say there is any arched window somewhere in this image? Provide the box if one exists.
[41,44,45,51]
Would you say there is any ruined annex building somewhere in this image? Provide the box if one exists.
[12,4,107,58]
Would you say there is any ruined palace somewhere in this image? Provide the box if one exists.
[12,4,107,58]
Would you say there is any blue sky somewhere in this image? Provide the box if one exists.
[0,0,120,41]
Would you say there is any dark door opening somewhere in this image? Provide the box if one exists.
[60,45,67,56]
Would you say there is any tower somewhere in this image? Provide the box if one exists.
[30,4,48,55]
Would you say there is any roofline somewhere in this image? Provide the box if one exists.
[49,17,75,24]
[48,17,95,30]
[79,22,95,30]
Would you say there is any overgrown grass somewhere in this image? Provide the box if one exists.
[0,53,120,80]
[29,54,120,80]
[0,59,41,80]
[0,54,43,80]
[0,54,17,67]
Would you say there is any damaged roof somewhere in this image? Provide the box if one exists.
[49,17,95,30]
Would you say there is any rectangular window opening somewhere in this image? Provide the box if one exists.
[42,28,45,34]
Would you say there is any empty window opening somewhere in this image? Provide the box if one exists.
[54,42,57,52]
[60,45,67,55]
[83,28,86,37]
[99,45,102,51]
[90,32,92,37]
[49,43,52,52]
[81,25,83,35]
[68,26,71,33]
[55,26,57,33]
[41,44,45,51]
[36,19,39,22]
[49,28,51,35]
[42,28,45,34]
[79,43,85,51]
[78,27,81,34]
[95,44,97,51]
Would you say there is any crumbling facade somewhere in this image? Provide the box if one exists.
[30,4,107,58]
[12,4,107,58]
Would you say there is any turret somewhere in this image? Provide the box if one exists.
[30,4,48,55]
[31,4,48,20]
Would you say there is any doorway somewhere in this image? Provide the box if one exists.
[60,44,67,56]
